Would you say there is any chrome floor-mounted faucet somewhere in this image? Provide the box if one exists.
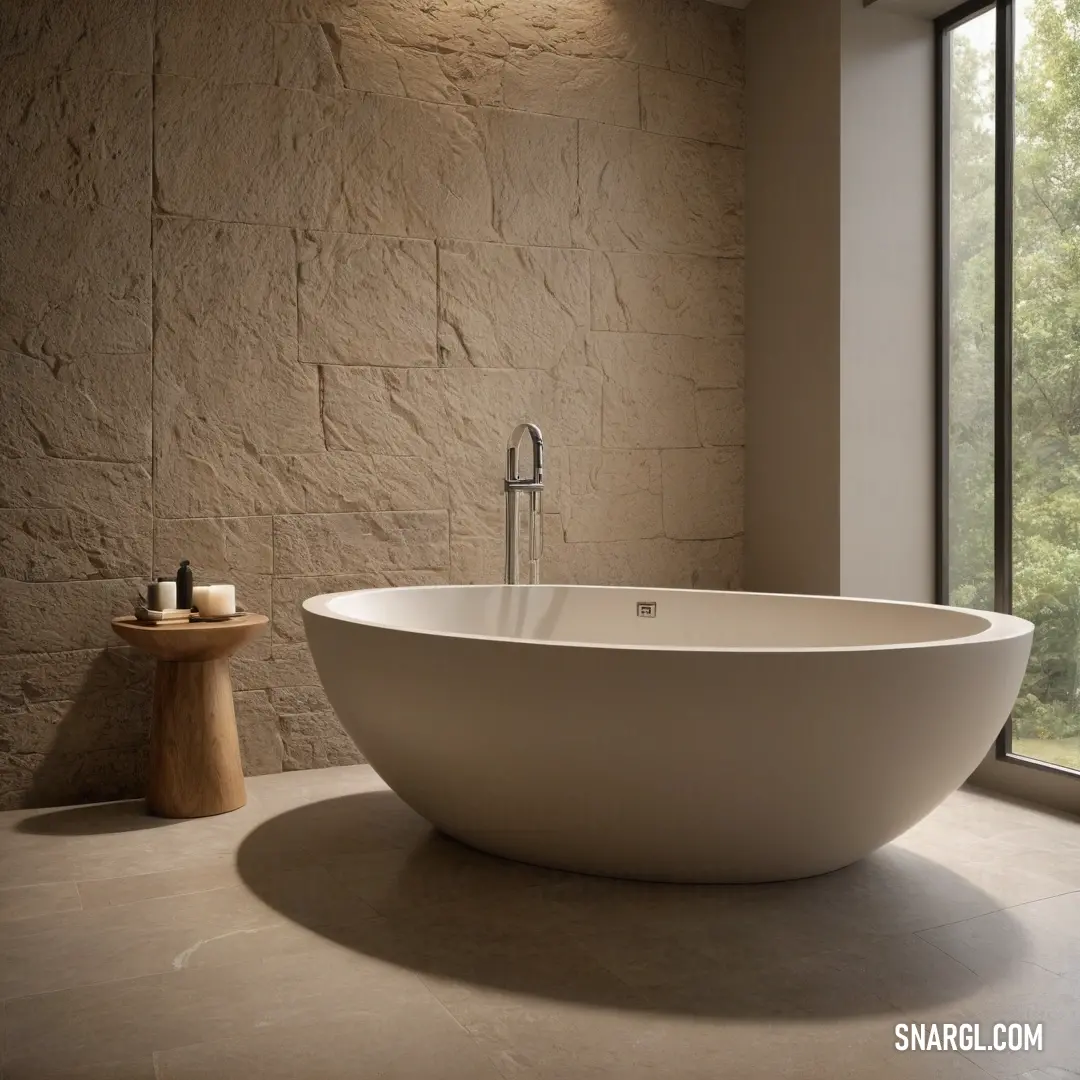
[505,423,544,585]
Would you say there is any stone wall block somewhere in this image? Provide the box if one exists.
[562,449,664,543]
[440,363,600,454]
[543,516,741,589]
[491,0,668,67]
[279,709,364,771]
[1,746,147,810]
[155,76,341,228]
[575,123,743,257]
[273,512,450,576]
[0,580,145,656]
[232,644,319,692]
[0,204,150,361]
[330,25,504,105]
[696,387,745,447]
[334,0,512,59]
[481,107,577,247]
[154,518,274,579]
[0,510,151,583]
[502,52,639,128]
[593,335,697,450]
[0,352,151,464]
[0,0,151,75]
[437,240,589,369]
[449,535,504,585]
[259,453,448,515]
[662,447,743,540]
[235,690,285,776]
[552,366,604,446]
[0,461,152,517]
[592,333,742,450]
[0,463,153,583]
[0,647,151,756]
[321,368,446,457]
[334,95,576,246]
[324,0,669,67]
[154,217,322,518]
[640,67,744,147]
[154,0,287,82]
[665,0,744,86]
[1,647,144,714]
[274,22,343,94]
[591,251,744,338]
[334,94,495,240]
[270,685,363,771]
[434,51,507,106]
[0,69,150,214]
[298,232,437,368]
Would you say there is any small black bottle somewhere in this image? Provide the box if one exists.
[176,559,194,609]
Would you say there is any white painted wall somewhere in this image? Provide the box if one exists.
[745,0,935,603]
[839,0,935,601]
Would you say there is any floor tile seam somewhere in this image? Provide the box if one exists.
[957,1049,1001,1077]
[0,904,84,929]
[913,933,982,981]
[415,972,509,1076]
[914,885,1080,938]
[992,884,1080,915]
[414,972,575,1080]
[74,880,240,911]
[141,975,489,1076]
[0,880,81,903]
[911,904,1015,937]
[0,917,294,1005]
[67,853,244,884]
[0,877,81,895]
[3,887,278,940]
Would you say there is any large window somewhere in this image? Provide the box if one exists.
[940,0,1080,777]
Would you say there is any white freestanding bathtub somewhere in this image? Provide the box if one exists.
[302,585,1032,883]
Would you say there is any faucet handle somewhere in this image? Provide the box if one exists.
[529,489,543,567]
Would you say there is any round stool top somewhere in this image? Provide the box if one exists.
[111,613,269,661]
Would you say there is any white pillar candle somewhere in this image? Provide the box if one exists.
[150,579,177,611]
[192,585,211,612]
[196,584,236,617]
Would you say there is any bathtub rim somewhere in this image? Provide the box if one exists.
[301,584,1033,655]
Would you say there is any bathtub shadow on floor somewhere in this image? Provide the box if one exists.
[237,789,1023,1020]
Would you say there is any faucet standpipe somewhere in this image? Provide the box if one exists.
[504,423,545,585]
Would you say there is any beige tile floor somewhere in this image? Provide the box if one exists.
[1,765,1079,1079]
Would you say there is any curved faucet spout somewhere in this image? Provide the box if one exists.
[504,422,545,585]
[506,423,544,486]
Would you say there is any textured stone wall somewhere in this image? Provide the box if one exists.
[0,0,745,808]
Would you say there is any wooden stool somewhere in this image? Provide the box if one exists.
[112,614,269,818]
